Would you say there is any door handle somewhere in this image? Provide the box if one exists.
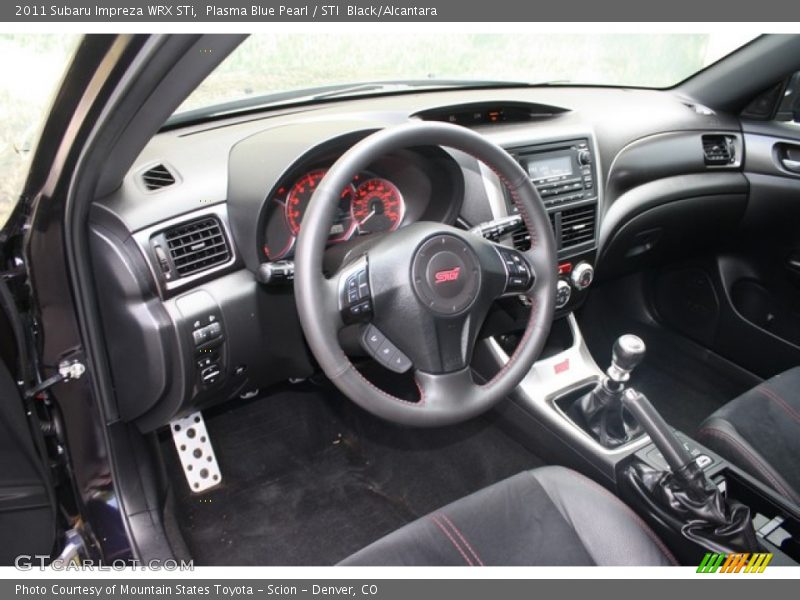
[781,157,800,173]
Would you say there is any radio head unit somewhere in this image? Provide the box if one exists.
[513,138,595,208]
[474,137,599,312]
[494,138,599,259]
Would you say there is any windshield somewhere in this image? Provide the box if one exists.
[176,33,758,118]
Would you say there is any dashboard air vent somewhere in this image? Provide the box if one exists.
[141,163,177,191]
[560,206,595,248]
[702,135,735,165]
[512,212,557,251]
[164,217,230,277]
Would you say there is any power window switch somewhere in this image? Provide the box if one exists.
[192,328,209,346]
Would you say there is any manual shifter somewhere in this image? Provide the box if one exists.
[569,334,646,447]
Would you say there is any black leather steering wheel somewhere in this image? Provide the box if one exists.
[294,122,557,426]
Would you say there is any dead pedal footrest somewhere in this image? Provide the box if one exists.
[170,411,222,493]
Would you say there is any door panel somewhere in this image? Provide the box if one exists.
[0,282,56,565]
[707,121,800,377]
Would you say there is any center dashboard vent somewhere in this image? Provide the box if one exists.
[141,163,177,191]
[560,205,596,248]
[702,135,735,166]
[512,212,557,252]
[158,216,231,278]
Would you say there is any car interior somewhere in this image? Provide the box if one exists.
[6,33,800,567]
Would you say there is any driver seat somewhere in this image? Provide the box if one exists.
[340,466,676,566]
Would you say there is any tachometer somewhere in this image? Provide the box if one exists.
[285,169,355,241]
[351,178,405,235]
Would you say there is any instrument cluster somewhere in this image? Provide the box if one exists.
[262,168,408,260]
[258,147,463,262]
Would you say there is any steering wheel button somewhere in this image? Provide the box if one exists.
[347,288,360,304]
[388,350,412,373]
[349,300,371,318]
[376,339,397,361]
[362,326,385,351]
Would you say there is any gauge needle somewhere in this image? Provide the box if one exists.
[358,209,376,226]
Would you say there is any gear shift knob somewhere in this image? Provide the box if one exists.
[608,334,646,382]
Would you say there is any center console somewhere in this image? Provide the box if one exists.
[475,136,599,315]
[621,432,800,565]
[476,314,650,480]
[475,313,800,566]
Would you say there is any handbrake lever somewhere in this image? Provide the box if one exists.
[622,388,760,554]
[622,388,693,475]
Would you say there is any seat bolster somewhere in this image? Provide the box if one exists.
[697,366,800,505]
[532,467,676,566]
[341,466,675,566]
[696,416,800,505]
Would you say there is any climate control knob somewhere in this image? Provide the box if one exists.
[571,262,594,291]
[577,150,592,166]
[556,279,572,309]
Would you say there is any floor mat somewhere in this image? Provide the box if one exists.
[578,280,760,434]
[163,384,544,565]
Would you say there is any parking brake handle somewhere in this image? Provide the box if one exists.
[622,389,760,554]
[622,388,693,474]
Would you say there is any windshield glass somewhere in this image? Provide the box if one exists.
[176,33,758,117]
[0,34,80,230]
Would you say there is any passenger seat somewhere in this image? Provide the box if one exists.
[697,367,800,506]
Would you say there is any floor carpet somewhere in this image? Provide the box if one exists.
[162,383,544,565]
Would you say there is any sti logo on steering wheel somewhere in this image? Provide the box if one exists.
[434,267,461,284]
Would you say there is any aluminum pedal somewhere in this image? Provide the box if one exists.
[170,411,222,493]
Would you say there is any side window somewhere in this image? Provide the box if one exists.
[776,71,800,123]
[0,35,80,230]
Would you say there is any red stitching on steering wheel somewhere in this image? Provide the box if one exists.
[310,126,548,418]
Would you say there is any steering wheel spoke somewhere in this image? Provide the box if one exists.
[414,367,478,412]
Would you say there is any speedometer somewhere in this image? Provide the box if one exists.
[285,169,355,241]
[351,178,405,235]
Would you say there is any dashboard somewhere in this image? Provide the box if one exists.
[89,85,747,432]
